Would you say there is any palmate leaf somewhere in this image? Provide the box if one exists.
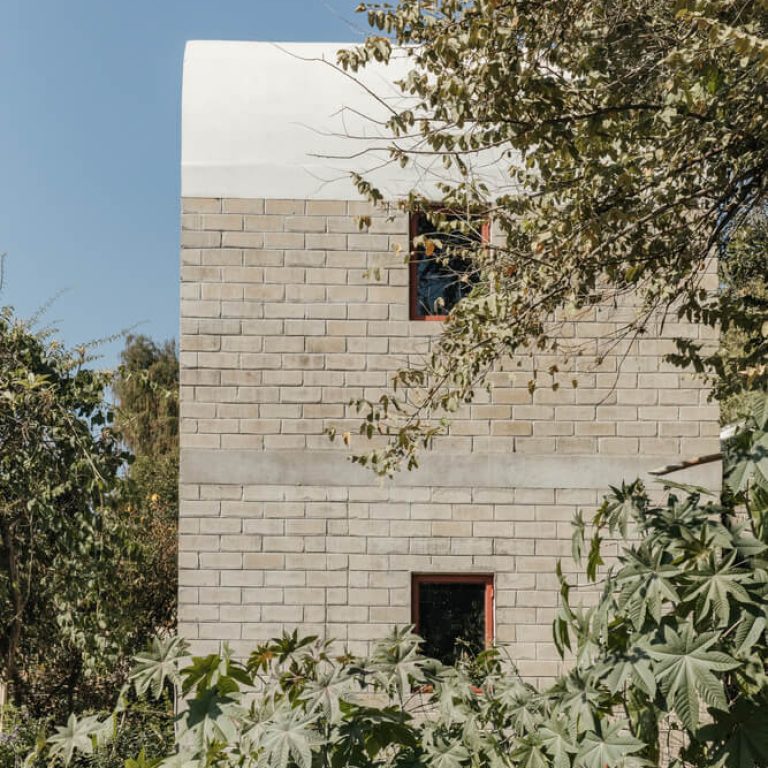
[185,688,243,746]
[644,493,714,547]
[597,483,644,539]
[511,737,550,768]
[425,737,471,768]
[550,672,606,735]
[299,664,353,723]
[674,522,733,573]
[574,721,644,768]
[598,647,656,699]
[730,522,768,559]
[47,713,105,766]
[369,626,425,695]
[181,645,251,696]
[539,716,578,768]
[746,391,768,431]
[615,548,680,629]
[130,635,189,699]
[259,705,318,768]
[333,703,417,767]
[434,674,472,727]
[648,624,737,731]
[490,677,544,734]
[682,551,752,626]
[725,430,768,496]
[559,604,602,669]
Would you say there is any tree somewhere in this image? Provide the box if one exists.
[710,210,768,423]
[113,335,178,459]
[111,335,179,653]
[335,0,768,473]
[0,307,127,711]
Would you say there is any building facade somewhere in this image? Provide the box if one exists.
[178,41,720,683]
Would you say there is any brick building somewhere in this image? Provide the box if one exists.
[178,41,720,682]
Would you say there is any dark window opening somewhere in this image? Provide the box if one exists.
[411,574,494,665]
[409,211,489,320]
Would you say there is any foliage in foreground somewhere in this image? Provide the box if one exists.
[39,469,768,768]
[335,0,768,473]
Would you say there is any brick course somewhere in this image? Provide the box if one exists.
[179,197,719,685]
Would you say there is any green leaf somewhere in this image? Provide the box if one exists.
[734,612,767,656]
[599,647,656,699]
[648,624,737,730]
[369,626,425,694]
[512,738,550,768]
[682,551,751,626]
[726,431,768,496]
[574,721,644,768]
[425,737,471,768]
[47,714,104,766]
[615,548,680,629]
[130,635,188,699]
[260,706,318,768]
[571,511,586,563]
[747,391,768,431]
[300,665,353,722]
[540,717,578,768]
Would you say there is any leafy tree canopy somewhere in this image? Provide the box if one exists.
[0,318,179,719]
[113,334,178,459]
[714,210,768,421]
[335,0,768,473]
[0,307,127,712]
[110,334,179,669]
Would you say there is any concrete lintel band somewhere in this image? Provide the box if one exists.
[181,449,721,490]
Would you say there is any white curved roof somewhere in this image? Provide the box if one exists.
[181,41,508,201]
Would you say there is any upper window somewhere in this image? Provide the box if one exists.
[411,574,494,665]
[409,211,489,320]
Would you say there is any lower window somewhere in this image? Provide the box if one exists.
[411,574,494,665]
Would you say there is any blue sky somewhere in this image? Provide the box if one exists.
[0,0,362,365]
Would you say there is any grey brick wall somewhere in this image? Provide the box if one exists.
[179,196,720,684]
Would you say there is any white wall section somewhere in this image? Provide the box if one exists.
[181,41,508,201]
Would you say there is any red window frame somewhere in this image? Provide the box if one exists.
[408,212,491,321]
[411,573,495,651]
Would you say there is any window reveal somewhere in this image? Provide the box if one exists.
[411,574,494,665]
[409,211,489,320]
